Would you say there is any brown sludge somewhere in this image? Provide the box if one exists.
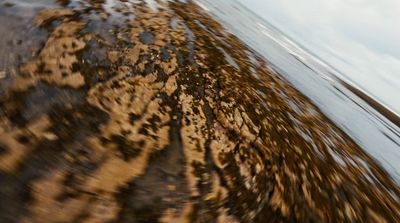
[0,1,399,223]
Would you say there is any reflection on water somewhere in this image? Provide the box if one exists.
[0,0,399,222]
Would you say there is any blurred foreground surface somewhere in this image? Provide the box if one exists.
[0,0,399,222]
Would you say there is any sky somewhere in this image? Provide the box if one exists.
[238,0,400,115]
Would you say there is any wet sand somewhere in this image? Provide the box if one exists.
[0,0,399,222]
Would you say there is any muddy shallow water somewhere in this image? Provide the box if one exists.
[0,0,399,222]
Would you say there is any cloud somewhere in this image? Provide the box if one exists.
[239,0,400,114]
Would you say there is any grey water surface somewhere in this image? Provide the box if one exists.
[196,0,400,182]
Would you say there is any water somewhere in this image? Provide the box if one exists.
[0,0,399,222]
[196,0,400,183]
[238,0,400,116]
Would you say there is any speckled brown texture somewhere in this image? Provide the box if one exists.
[0,1,399,223]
